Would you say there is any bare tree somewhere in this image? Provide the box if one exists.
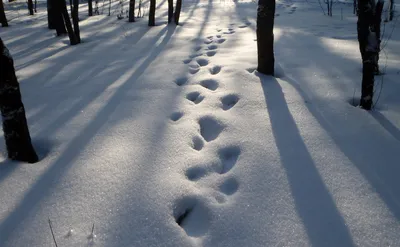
[168,0,173,23]
[257,0,275,75]
[357,0,383,109]
[389,0,394,20]
[128,0,135,22]
[0,38,39,163]
[47,0,57,29]
[72,0,81,43]
[148,0,155,26]
[28,0,34,15]
[88,0,93,16]
[174,0,182,25]
[0,0,8,27]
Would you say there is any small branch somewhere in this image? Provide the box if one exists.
[48,218,58,247]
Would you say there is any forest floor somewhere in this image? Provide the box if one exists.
[1,0,400,246]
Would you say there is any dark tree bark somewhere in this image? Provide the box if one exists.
[257,0,275,75]
[128,0,135,22]
[61,0,78,45]
[35,0,37,13]
[0,39,38,163]
[88,0,93,16]
[72,0,81,43]
[28,0,34,15]
[168,0,173,23]
[374,0,383,74]
[0,0,8,27]
[357,0,382,110]
[108,0,111,16]
[353,0,357,14]
[47,0,57,29]
[53,0,67,35]
[174,0,182,25]
[148,0,155,26]
[389,0,394,21]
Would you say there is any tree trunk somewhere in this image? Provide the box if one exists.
[61,0,78,45]
[357,0,381,110]
[148,0,155,26]
[0,0,8,27]
[168,0,173,23]
[374,0,383,74]
[128,0,135,22]
[0,39,38,163]
[72,0,81,43]
[257,0,275,75]
[53,0,67,35]
[108,0,111,16]
[47,0,57,29]
[88,0,93,16]
[389,0,394,20]
[28,0,34,15]
[174,0,182,25]
[35,0,37,13]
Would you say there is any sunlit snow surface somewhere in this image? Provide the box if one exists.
[1,0,400,246]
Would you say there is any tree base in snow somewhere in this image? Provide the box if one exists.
[0,38,39,164]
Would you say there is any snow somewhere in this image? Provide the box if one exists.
[1,0,400,246]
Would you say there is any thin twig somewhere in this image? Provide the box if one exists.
[48,218,58,247]
[91,223,95,236]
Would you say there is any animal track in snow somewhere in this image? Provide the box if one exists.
[174,197,210,237]
[194,46,202,52]
[199,79,219,91]
[223,30,235,35]
[206,51,217,57]
[189,53,203,59]
[196,58,209,67]
[186,92,204,104]
[188,64,200,74]
[238,25,248,28]
[216,34,222,38]
[215,38,226,44]
[204,39,213,45]
[208,44,218,50]
[186,166,208,181]
[221,94,239,111]
[209,65,222,75]
[191,136,204,151]
[170,112,184,121]
[183,58,192,64]
[219,177,239,196]
[175,76,188,86]
[198,116,225,142]
[218,146,241,174]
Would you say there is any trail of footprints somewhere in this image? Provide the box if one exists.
[170,25,244,238]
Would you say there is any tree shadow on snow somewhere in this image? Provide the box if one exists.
[257,73,355,247]
[0,25,178,245]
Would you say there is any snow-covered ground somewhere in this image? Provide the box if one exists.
[1,0,400,246]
